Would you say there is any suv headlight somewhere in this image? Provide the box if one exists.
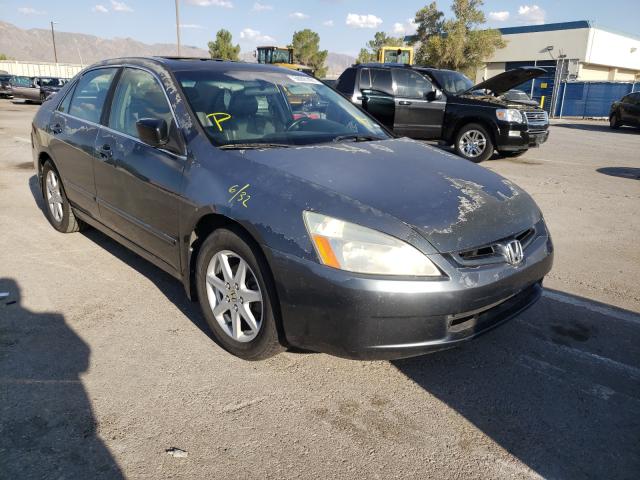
[303,211,441,276]
[496,109,523,123]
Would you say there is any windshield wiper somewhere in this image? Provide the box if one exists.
[218,143,292,150]
[332,134,383,143]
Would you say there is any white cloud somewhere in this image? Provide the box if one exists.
[517,5,545,24]
[186,0,233,7]
[92,4,109,13]
[322,20,334,27]
[110,0,133,12]
[346,13,383,29]
[239,28,275,43]
[252,2,272,11]
[488,11,510,22]
[289,12,309,20]
[180,24,205,29]
[392,18,417,35]
[17,7,46,15]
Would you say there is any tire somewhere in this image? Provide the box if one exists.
[609,113,621,129]
[41,161,81,233]
[454,123,494,163]
[498,150,527,158]
[195,228,284,360]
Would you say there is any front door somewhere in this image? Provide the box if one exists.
[48,68,119,218]
[391,69,445,139]
[95,67,185,270]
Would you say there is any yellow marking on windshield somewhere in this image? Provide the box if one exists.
[206,112,232,132]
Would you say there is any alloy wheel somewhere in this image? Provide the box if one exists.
[205,250,263,342]
[45,169,64,223]
[459,129,487,158]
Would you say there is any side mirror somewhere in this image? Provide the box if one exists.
[426,89,443,101]
[136,118,168,147]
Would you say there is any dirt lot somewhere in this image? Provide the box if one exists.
[1,100,639,479]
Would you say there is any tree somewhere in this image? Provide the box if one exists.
[208,29,240,61]
[0,53,10,60]
[413,0,505,77]
[289,29,328,77]
[356,32,404,64]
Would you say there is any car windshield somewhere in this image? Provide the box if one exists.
[504,90,530,100]
[40,77,62,87]
[176,69,390,147]
[428,70,474,95]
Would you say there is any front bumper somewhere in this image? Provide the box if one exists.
[496,123,549,151]
[265,231,553,360]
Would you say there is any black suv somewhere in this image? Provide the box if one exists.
[336,64,550,162]
[609,92,640,130]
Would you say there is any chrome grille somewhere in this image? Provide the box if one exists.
[452,227,536,267]
[524,110,548,125]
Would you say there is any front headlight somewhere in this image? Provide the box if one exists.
[303,211,441,276]
[496,109,523,123]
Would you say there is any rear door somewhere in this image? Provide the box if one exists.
[391,68,444,139]
[48,67,119,219]
[95,67,185,270]
[359,68,395,130]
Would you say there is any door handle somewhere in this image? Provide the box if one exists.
[50,123,62,134]
[398,101,412,106]
[98,144,112,158]
[356,96,363,100]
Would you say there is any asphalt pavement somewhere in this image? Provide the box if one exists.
[1,100,639,479]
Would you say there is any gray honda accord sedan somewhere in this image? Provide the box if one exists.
[31,57,553,360]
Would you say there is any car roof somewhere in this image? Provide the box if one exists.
[90,56,296,75]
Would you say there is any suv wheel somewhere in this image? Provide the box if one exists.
[195,228,284,360]
[455,123,494,163]
[609,113,621,129]
[41,161,81,233]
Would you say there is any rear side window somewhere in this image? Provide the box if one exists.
[392,69,433,99]
[68,68,118,124]
[336,68,356,94]
[108,68,173,139]
[370,68,393,95]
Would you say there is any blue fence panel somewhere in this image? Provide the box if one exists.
[555,82,636,117]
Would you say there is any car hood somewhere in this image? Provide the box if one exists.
[241,138,541,253]
[467,67,546,96]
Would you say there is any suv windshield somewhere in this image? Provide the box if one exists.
[427,70,474,95]
[176,69,390,147]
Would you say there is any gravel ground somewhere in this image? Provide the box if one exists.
[1,100,639,479]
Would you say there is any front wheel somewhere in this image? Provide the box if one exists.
[454,123,494,163]
[195,228,284,360]
[609,113,621,129]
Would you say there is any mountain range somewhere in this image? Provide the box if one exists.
[0,21,354,77]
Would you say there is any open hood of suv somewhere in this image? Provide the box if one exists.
[466,67,546,96]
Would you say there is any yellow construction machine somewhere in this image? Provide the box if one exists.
[256,46,315,75]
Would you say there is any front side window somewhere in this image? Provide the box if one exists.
[68,68,117,123]
[108,68,173,139]
[428,70,474,95]
[392,69,433,99]
[177,69,390,147]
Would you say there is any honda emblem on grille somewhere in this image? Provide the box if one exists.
[502,240,524,265]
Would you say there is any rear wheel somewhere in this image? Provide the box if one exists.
[454,123,494,163]
[41,161,81,233]
[609,113,621,129]
[195,228,283,360]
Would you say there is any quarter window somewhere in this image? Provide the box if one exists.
[108,68,173,140]
[68,68,117,124]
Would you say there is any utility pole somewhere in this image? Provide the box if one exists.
[50,21,58,63]
[174,0,181,57]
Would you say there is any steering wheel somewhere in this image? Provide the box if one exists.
[286,117,313,132]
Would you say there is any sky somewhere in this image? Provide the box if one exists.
[2,0,639,56]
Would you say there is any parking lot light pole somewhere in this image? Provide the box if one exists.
[50,21,58,64]
[175,0,181,57]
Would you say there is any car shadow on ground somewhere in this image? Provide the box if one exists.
[0,278,125,478]
[392,290,640,479]
[597,167,640,180]
[552,122,640,134]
